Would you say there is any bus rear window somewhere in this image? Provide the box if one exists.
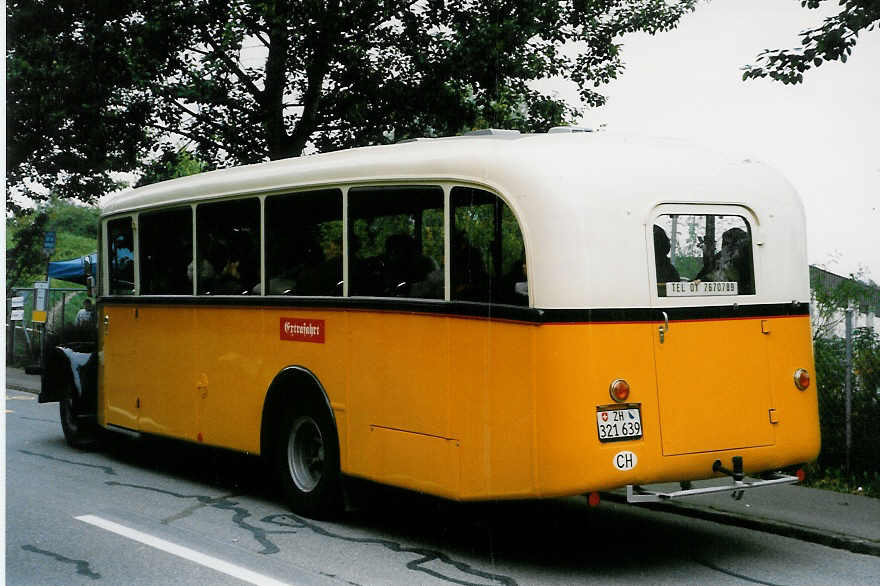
[654,214,755,297]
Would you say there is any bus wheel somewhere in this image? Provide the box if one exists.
[59,379,99,449]
[277,398,341,518]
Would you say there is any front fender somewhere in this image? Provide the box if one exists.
[40,343,98,414]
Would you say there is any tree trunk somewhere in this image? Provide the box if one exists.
[263,1,292,160]
[286,0,340,159]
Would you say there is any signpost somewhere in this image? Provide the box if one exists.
[43,230,56,254]
[33,281,49,323]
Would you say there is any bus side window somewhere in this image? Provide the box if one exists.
[265,189,343,296]
[348,186,444,299]
[107,217,135,295]
[196,198,261,295]
[450,187,527,306]
[139,207,193,295]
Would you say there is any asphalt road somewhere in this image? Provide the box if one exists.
[6,388,880,585]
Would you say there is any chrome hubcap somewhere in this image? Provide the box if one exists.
[287,416,324,492]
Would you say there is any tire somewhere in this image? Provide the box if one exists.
[59,378,100,449]
[276,395,342,518]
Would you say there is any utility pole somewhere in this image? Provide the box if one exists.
[844,307,853,474]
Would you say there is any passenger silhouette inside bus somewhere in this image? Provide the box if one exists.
[696,227,754,294]
[382,234,442,298]
[654,225,681,287]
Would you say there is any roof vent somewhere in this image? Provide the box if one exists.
[548,126,592,133]
[463,129,521,137]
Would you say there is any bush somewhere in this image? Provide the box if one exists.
[809,327,880,495]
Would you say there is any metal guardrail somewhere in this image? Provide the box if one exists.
[7,286,89,366]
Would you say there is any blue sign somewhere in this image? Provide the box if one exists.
[44,231,56,253]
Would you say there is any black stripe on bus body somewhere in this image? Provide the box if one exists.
[98,295,810,324]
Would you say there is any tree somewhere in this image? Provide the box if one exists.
[7,1,698,206]
[810,266,877,340]
[6,212,50,292]
[135,149,207,188]
[5,1,194,212]
[743,1,880,84]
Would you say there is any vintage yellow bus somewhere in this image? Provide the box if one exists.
[42,129,820,517]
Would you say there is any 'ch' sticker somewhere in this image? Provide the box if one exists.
[613,450,637,471]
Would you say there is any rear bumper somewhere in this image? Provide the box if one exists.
[625,471,800,503]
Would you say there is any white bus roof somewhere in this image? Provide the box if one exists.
[103,132,809,308]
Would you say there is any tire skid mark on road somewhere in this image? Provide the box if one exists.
[319,570,364,586]
[694,558,786,586]
[106,481,289,555]
[21,544,101,580]
[19,449,117,475]
[264,513,518,586]
[161,493,238,525]
[105,481,518,586]
[77,515,289,586]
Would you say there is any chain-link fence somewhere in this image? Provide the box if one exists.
[812,309,880,494]
[6,286,94,367]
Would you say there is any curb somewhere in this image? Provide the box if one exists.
[602,491,880,557]
[7,384,40,394]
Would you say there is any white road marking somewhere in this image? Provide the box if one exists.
[76,515,290,586]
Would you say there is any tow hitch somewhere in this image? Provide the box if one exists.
[626,457,800,503]
[713,456,746,500]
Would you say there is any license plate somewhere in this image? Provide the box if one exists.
[596,405,643,442]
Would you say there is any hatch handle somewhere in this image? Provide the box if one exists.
[658,311,669,343]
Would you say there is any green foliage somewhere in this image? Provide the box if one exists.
[7,0,698,204]
[812,327,880,494]
[6,199,99,290]
[743,1,880,84]
[6,0,193,209]
[810,267,877,339]
[5,211,49,292]
[671,256,702,280]
[807,266,880,497]
[135,149,207,188]
[803,463,880,498]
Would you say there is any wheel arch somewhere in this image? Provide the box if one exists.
[260,365,337,460]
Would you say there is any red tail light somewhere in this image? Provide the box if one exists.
[796,468,806,483]
[588,492,601,507]
[609,379,630,403]
[794,369,810,390]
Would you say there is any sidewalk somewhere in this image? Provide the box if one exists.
[605,479,880,557]
[5,365,879,556]
[5,366,40,393]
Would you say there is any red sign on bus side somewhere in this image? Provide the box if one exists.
[280,317,325,343]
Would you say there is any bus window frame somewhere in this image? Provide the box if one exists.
[103,214,138,297]
[648,203,761,305]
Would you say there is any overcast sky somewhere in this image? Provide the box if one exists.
[543,0,879,281]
